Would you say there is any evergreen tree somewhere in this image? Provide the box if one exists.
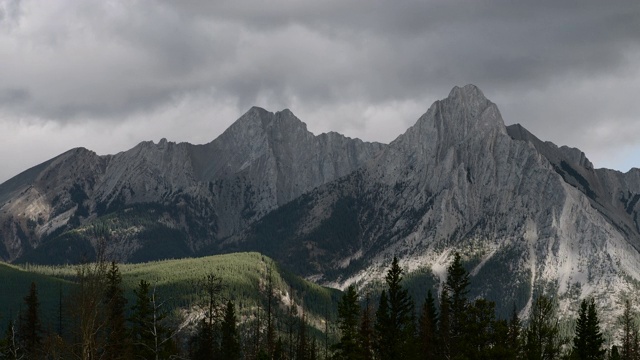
[491,318,516,359]
[296,314,309,360]
[374,290,391,360]
[524,295,562,360]
[508,303,522,357]
[333,285,361,360]
[358,295,375,360]
[104,261,130,360]
[418,290,438,359]
[444,252,470,358]
[464,298,497,359]
[586,298,606,359]
[377,256,415,360]
[573,299,589,359]
[129,280,175,360]
[437,287,451,359]
[191,273,225,359]
[620,299,637,360]
[19,282,42,359]
[572,298,605,360]
[220,300,242,360]
[130,280,155,360]
[191,318,216,360]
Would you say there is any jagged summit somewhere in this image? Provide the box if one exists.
[382,84,507,176]
[441,84,505,131]
[229,106,310,135]
[448,83,487,100]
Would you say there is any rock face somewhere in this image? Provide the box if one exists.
[188,107,384,239]
[235,85,640,321]
[2,84,640,324]
[0,107,383,263]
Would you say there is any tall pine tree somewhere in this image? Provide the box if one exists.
[334,285,361,360]
[437,287,451,359]
[418,290,438,359]
[19,282,42,359]
[130,280,155,360]
[375,257,415,360]
[191,319,216,360]
[444,252,470,359]
[524,295,562,360]
[104,262,130,360]
[374,290,391,360]
[129,280,175,360]
[220,300,242,360]
[507,303,522,358]
[296,314,309,360]
[464,298,498,359]
[358,294,375,360]
[620,299,637,360]
[191,273,225,359]
[572,298,605,360]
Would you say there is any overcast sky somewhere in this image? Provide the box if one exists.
[1,0,639,183]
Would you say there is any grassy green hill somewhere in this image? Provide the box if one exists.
[2,252,341,334]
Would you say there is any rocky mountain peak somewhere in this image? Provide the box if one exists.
[448,83,487,101]
[231,106,309,135]
[440,84,505,133]
[383,85,507,174]
[272,108,307,129]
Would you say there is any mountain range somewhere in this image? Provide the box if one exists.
[2,84,640,321]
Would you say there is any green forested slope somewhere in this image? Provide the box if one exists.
[3,252,340,331]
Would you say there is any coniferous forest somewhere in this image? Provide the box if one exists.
[0,252,638,359]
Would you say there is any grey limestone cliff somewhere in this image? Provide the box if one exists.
[236,85,640,324]
[0,107,383,262]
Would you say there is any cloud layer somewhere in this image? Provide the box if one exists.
[1,0,639,182]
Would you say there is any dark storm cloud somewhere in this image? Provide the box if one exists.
[159,1,640,89]
[2,0,639,119]
[149,0,640,124]
[0,1,241,120]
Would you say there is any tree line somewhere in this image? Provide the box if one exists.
[0,256,331,360]
[332,254,637,360]
[3,252,640,359]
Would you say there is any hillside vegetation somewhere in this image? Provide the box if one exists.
[3,252,341,332]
